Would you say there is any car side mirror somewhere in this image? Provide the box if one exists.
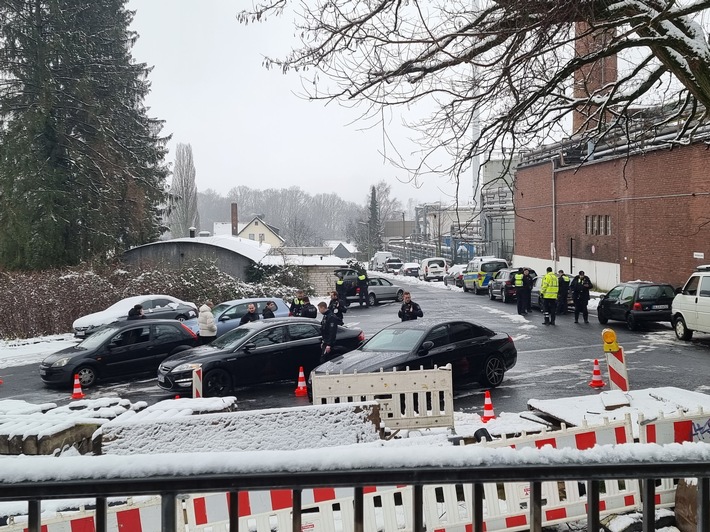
[675,287,682,294]
[219,315,230,322]
[243,342,256,351]
[419,341,434,354]
[599,294,606,300]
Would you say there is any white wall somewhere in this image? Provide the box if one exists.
[512,255,620,292]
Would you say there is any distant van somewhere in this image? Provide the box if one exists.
[671,265,710,340]
[419,257,447,282]
[462,257,509,294]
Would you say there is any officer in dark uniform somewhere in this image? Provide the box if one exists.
[357,271,369,306]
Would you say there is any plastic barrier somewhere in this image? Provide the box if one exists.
[0,496,163,532]
[312,365,454,432]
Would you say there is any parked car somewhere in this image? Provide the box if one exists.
[672,265,710,340]
[40,319,198,388]
[419,257,447,282]
[183,297,290,338]
[529,275,574,311]
[462,257,509,294]
[348,276,404,306]
[383,257,404,274]
[598,281,675,330]
[157,318,365,397]
[310,318,517,390]
[334,268,360,299]
[72,295,198,337]
[443,264,467,288]
[397,262,420,277]
[371,251,393,272]
[488,268,538,303]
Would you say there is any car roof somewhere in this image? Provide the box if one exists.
[383,318,489,331]
[217,297,286,306]
[103,318,189,330]
[614,281,673,287]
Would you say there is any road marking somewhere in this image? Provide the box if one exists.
[516,341,647,354]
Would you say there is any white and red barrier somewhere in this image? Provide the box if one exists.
[0,496,163,532]
[192,367,203,398]
[602,328,630,391]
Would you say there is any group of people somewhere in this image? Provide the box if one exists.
[535,268,593,326]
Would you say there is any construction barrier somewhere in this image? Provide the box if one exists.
[192,368,203,398]
[0,496,164,532]
[602,328,630,391]
[311,365,454,432]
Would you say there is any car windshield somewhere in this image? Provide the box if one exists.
[638,285,675,300]
[481,261,507,272]
[361,328,427,352]
[210,327,252,349]
[77,326,123,348]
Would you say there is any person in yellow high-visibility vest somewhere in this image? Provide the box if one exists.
[540,266,559,326]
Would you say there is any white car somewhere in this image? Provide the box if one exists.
[672,265,710,340]
[72,295,197,337]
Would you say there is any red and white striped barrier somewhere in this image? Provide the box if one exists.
[192,368,203,398]
[602,328,629,391]
[0,496,163,532]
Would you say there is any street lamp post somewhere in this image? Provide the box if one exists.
[402,212,406,261]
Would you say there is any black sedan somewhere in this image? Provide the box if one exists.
[157,318,365,397]
[311,318,517,389]
[597,281,675,330]
[40,320,199,388]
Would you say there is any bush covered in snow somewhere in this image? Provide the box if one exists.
[0,259,312,339]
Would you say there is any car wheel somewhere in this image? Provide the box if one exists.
[444,278,449,286]
[463,285,469,293]
[626,313,638,331]
[204,369,232,397]
[478,355,506,388]
[537,295,543,309]
[674,316,693,341]
[501,289,508,304]
[488,287,495,300]
[597,309,609,324]
[175,314,188,322]
[368,293,377,306]
[75,365,98,388]
[395,290,404,302]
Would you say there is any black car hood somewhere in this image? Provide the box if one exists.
[315,349,414,374]
[42,345,91,363]
[161,345,229,369]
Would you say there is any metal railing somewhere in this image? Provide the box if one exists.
[2,455,709,532]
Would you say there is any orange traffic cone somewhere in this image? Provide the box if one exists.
[589,359,606,388]
[481,390,496,423]
[295,366,308,397]
[71,374,85,399]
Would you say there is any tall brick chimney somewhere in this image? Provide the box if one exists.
[573,22,617,134]
[231,203,239,236]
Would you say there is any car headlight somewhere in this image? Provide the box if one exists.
[173,362,202,373]
[51,357,71,368]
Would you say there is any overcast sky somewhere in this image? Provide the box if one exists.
[127,1,466,207]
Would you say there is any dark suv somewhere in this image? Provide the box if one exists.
[488,268,537,303]
[597,281,675,330]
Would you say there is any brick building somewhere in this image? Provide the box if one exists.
[513,141,710,291]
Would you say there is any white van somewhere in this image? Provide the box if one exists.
[419,257,447,282]
[671,265,710,340]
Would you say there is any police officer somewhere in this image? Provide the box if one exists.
[335,274,348,307]
[328,290,346,324]
[570,271,593,323]
[318,302,339,363]
[514,268,525,315]
[540,267,559,325]
[398,292,423,321]
[557,270,570,314]
[357,271,369,307]
[289,290,305,317]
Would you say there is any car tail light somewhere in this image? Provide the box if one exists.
[356,287,360,294]
[457,274,463,280]
[180,323,198,339]
[505,280,511,285]
[358,331,365,342]
[633,302,642,310]
[506,334,514,343]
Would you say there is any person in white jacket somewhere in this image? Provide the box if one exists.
[197,300,217,345]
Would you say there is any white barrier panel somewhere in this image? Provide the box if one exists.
[0,496,164,532]
[312,365,454,432]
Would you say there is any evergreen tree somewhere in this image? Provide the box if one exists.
[0,0,169,269]
[367,186,380,254]
[168,143,199,238]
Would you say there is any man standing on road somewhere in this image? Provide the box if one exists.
[357,271,370,307]
[570,271,593,323]
[540,267,559,326]
[239,304,259,325]
[514,268,526,315]
[318,301,339,363]
[328,291,346,324]
[290,289,305,317]
[515,268,533,315]
[557,270,571,315]
[300,296,318,318]
[398,291,424,321]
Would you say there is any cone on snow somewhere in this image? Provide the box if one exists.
[294,366,308,397]
[589,359,606,388]
[481,390,496,423]
[71,374,85,399]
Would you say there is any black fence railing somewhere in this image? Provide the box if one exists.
[1,452,709,532]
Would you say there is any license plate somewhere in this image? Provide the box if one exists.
[76,331,85,337]
[652,304,669,309]
[157,374,165,383]
[39,369,46,375]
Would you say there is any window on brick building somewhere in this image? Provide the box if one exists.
[605,215,611,235]
[585,215,611,236]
